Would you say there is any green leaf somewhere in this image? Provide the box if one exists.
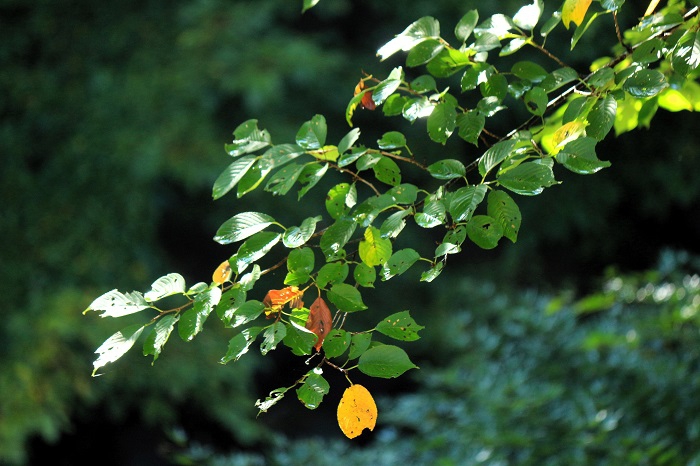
[144,273,186,302]
[449,184,488,222]
[420,261,445,282]
[354,263,377,288]
[435,242,460,257]
[476,13,515,37]
[428,102,457,144]
[283,216,322,248]
[511,61,548,82]
[212,155,257,200]
[415,201,446,228]
[377,18,440,60]
[562,96,588,123]
[466,215,504,249]
[230,300,265,328]
[402,97,435,121]
[373,157,402,186]
[375,311,424,341]
[92,323,146,376]
[348,333,373,360]
[326,183,355,219]
[320,218,356,260]
[632,38,664,64]
[383,94,410,116]
[322,329,352,358]
[513,0,543,30]
[500,37,528,56]
[373,67,404,105]
[623,69,668,98]
[143,314,179,363]
[455,10,479,42]
[387,184,418,205]
[297,163,329,199]
[557,137,611,174]
[380,210,411,239]
[359,226,393,267]
[428,159,466,180]
[239,265,261,292]
[410,75,437,93]
[406,39,445,67]
[338,128,361,154]
[477,96,507,117]
[284,321,318,356]
[427,48,472,77]
[479,139,517,177]
[285,247,315,286]
[233,232,281,274]
[264,163,305,196]
[524,86,548,116]
[260,322,287,355]
[327,283,367,312]
[301,0,320,13]
[296,368,330,409]
[380,248,421,281]
[672,31,700,77]
[85,289,150,318]
[358,345,418,378]
[457,111,485,145]
[377,131,406,149]
[214,212,276,245]
[480,73,508,101]
[540,10,561,37]
[220,327,263,364]
[260,144,306,169]
[316,261,349,289]
[226,119,271,157]
[571,11,604,50]
[541,67,579,93]
[587,68,615,88]
[296,114,327,150]
[474,32,501,52]
[497,161,558,195]
[487,190,521,243]
[178,287,222,341]
[216,285,246,324]
[587,95,617,141]
[236,160,272,198]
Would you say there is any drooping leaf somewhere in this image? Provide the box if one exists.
[448,184,488,222]
[306,296,333,351]
[420,260,445,282]
[220,326,263,364]
[337,384,378,439]
[260,322,287,355]
[375,311,424,341]
[466,215,504,249]
[380,249,421,281]
[236,160,273,198]
[359,226,393,267]
[296,114,327,150]
[226,119,271,157]
[358,345,418,378]
[143,314,179,363]
[178,287,222,341]
[92,323,146,376]
[84,289,150,318]
[323,329,352,358]
[562,0,593,29]
[212,155,257,200]
[372,67,404,105]
[557,137,611,174]
[327,283,367,313]
[297,163,329,199]
[283,216,322,248]
[255,387,290,414]
[338,128,361,154]
[297,368,330,409]
[144,273,186,302]
[380,210,411,239]
[487,190,521,243]
[672,31,700,77]
[214,212,276,245]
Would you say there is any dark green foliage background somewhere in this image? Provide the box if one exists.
[1,0,699,463]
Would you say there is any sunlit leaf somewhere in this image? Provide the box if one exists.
[623,69,668,98]
[562,0,593,29]
[85,289,150,318]
[178,287,222,341]
[513,0,543,30]
[296,114,327,150]
[212,155,257,200]
[92,323,145,376]
[283,216,322,248]
[233,232,282,274]
[144,273,186,302]
[359,226,393,267]
[260,322,287,355]
[587,95,617,140]
[297,368,330,409]
[380,248,420,281]
[377,18,440,60]
[214,212,276,245]
[221,327,263,364]
[337,384,378,439]
[284,320,318,356]
[377,131,406,149]
[212,260,232,285]
[497,161,558,195]
[375,310,424,341]
[143,314,179,363]
[320,217,356,260]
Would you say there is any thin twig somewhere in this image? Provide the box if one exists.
[529,41,570,69]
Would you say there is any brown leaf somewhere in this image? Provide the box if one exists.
[306,296,333,351]
[263,286,304,318]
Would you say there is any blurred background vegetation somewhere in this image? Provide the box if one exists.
[1,0,699,464]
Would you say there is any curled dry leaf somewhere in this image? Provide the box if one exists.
[337,384,377,439]
[306,296,333,351]
[212,260,232,285]
[354,79,376,111]
[263,286,304,318]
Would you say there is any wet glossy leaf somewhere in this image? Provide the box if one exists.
[264,163,305,196]
[375,311,424,341]
[511,61,548,83]
[541,67,579,92]
[214,212,276,245]
[285,247,315,286]
[297,368,329,409]
[480,73,508,101]
[623,69,668,98]
[216,285,246,324]
[358,345,418,378]
[377,18,440,60]
[260,322,287,355]
[283,215,322,249]
[284,320,318,356]
[337,384,377,439]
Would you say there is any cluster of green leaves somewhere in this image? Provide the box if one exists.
[84,0,700,423]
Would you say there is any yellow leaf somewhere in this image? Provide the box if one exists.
[552,120,586,149]
[308,145,340,162]
[337,384,377,439]
[644,0,661,17]
[212,260,232,285]
[562,0,593,29]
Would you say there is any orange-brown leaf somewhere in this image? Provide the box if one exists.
[212,260,232,285]
[337,384,377,439]
[354,79,376,111]
[306,296,333,351]
[263,286,304,317]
